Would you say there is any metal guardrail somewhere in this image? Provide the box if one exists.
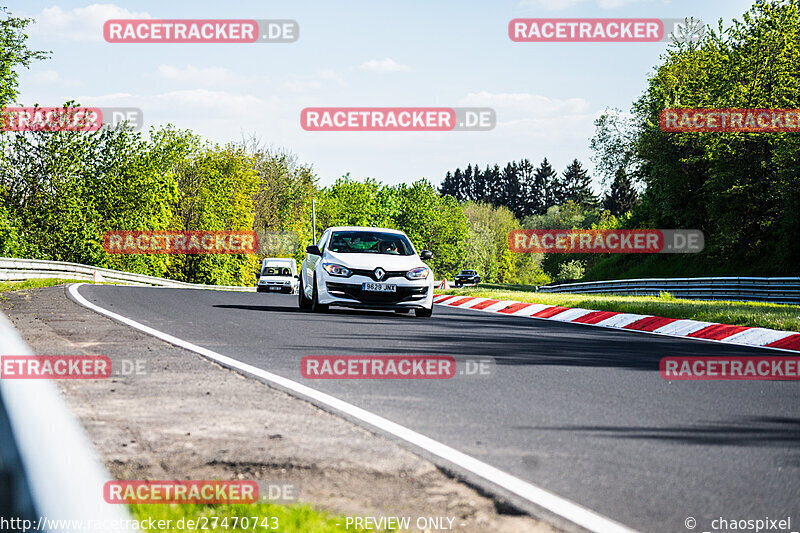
[0,257,254,292]
[0,311,134,532]
[537,277,800,304]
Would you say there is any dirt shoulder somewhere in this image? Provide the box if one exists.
[1,285,556,533]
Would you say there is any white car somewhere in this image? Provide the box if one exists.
[257,258,299,294]
[298,226,434,317]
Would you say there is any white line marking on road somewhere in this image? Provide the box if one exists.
[68,283,638,533]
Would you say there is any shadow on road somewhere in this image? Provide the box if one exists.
[525,416,800,447]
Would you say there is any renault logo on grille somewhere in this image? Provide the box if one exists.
[374,267,386,281]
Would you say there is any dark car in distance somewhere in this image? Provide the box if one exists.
[454,270,481,287]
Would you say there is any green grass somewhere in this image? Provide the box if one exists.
[0,278,94,294]
[440,286,800,332]
[129,502,395,532]
[475,282,540,292]
[583,252,793,281]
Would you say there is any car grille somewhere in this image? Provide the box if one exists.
[349,269,408,281]
[326,282,427,304]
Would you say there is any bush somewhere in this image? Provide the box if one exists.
[556,259,586,282]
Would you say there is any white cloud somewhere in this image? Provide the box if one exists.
[76,89,277,116]
[459,91,589,116]
[29,70,61,84]
[519,0,642,9]
[358,58,411,73]
[282,79,322,92]
[597,0,642,8]
[157,65,235,86]
[317,69,339,80]
[520,0,586,10]
[30,4,150,42]
[282,68,345,92]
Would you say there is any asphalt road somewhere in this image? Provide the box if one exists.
[75,285,800,532]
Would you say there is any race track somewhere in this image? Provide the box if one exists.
[72,285,800,532]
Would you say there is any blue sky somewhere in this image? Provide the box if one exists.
[14,0,755,190]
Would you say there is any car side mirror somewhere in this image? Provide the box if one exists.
[294,275,300,279]
[420,250,433,260]
[306,245,322,256]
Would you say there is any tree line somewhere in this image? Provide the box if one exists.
[1,0,796,286]
[439,157,637,220]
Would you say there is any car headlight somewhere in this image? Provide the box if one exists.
[406,267,430,280]
[323,263,352,277]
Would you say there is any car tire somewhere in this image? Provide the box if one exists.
[415,307,433,318]
[311,277,329,313]
[298,277,312,310]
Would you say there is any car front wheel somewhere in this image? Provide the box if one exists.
[415,307,433,318]
[298,277,312,310]
[311,277,329,313]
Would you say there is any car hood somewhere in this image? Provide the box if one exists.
[260,276,295,282]
[324,251,425,271]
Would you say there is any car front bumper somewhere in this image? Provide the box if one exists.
[319,275,433,309]
[257,281,296,293]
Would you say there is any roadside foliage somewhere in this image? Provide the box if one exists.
[0,1,797,286]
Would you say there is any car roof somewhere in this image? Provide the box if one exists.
[325,226,406,235]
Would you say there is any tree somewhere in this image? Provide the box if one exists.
[629,0,800,273]
[533,158,557,213]
[0,7,50,106]
[501,161,522,217]
[602,167,638,216]
[484,164,501,206]
[316,177,469,278]
[469,164,486,202]
[462,202,519,283]
[561,159,598,209]
[517,158,537,217]
[590,109,639,192]
[440,170,459,199]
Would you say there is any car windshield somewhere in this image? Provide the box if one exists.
[328,231,415,255]
[261,266,293,277]
[459,270,475,275]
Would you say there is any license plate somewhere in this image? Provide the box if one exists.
[269,286,281,291]
[362,282,396,292]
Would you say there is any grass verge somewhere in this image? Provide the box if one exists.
[129,502,395,532]
[439,286,800,332]
[0,278,94,294]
